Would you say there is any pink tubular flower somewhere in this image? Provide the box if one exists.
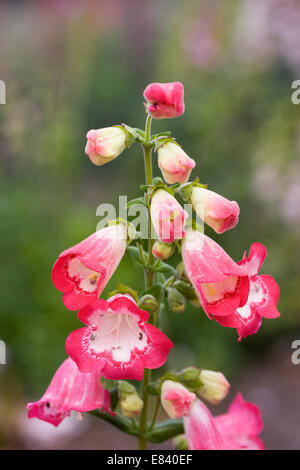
[65,295,173,381]
[151,189,188,244]
[157,142,196,185]
[213,243,280,340]
[161,380,196,419]
[182,230,250,319]
[52,224,127,311]
[85,127,127,166]
[27,358,112,427]
[190,187,240,234]
[143,81,185,119]
[183,393,265,450]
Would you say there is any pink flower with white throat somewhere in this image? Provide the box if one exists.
[27,358,112,427]
[143,81,185,119]
[183,393,265,450]
[151,189,188,244]
[85,127,127,166]
[213,243,280,340]
[161,380,196,419]
[65,295,173,381]
[190,187,240,234]
[182,230,250,319]
[157,142,196,185]
[52,224,127,311]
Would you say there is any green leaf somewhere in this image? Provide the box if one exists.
[155,262,177,275]
[127,197,148,209]
[89,410,139,437]
[127,245,148,269]
[145,420,184,443]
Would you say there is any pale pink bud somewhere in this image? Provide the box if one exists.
[198,370,230,405]
[143,81,185,119]
[158,142,195,185]
[161,380,196,419]
[152,240,174,260]
[151,189,188,244]
[85,127,127,166]
[191,187,239,234]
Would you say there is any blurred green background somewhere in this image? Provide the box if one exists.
[1,0,300,449]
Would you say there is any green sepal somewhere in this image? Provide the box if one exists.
[118,123,138,147]
[146,382,160,396]
[151,131,172,140]
[153,136,178,152]
[140,180,175,198]
[107,283,139,304]
[140,284,163,301]
[177,177,208,201]
[109,386,119,411]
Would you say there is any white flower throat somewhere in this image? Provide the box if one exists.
[89,311,147,362]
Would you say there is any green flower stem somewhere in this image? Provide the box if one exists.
[148,395,161,432]
[138,114,154,450]
[90,410,139,437]
[89,411,184,445]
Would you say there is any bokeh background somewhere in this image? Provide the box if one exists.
[1,0,300,450]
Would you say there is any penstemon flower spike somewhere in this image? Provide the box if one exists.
[27,81,281,451]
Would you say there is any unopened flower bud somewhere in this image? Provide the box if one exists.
[139,294,159,314]
[198,370,230,405]
[167,288,186,313]
[121,394,143,418]
[85,126,127,166]
[190,187,239,234]
[161,380,196,419]
[152,241,174,260]
[173,434,188,450]
[157,142,195,185]
[143,81,185,119]
[118,381,144,418]
[151,189,188,244]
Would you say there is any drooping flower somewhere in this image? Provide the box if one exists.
[161,380,196,419]
[52,224,127,311]
[27,358,112,427]
[85,127,127,166]
[65,295,173,381]
[190,187,240,234]
[157,142,195,185]
[183,393,265,450]
[198,369,230,404]
[143,81,185,119]
[213,243,280,340]
[182,230,250,319]
[151,189,188,244]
